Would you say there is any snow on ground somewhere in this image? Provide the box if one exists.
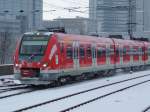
[0,75,21,85]
[72,81,150,112]
[26,72,150,112]
[0,70,150,112]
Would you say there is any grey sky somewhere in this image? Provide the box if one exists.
[43,0,89,20]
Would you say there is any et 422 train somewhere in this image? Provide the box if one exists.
[14,31,150,85]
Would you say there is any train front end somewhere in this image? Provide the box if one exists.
[14,32,57,85]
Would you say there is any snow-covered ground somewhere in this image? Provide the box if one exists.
[0,70,150,112]
[72,80,150,112]
[0,75,20,86]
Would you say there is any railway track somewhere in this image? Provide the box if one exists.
[143,106,150,112]
[0,84,24,88]
[0,86,30,94]
[13,73,150,112]
[61,80,150,112]
[0,89,37,100]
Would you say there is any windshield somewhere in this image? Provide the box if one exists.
[20,34,50,55]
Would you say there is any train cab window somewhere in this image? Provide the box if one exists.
[86,46,92,58]
[66,46,73,59]
[80,46,85,58]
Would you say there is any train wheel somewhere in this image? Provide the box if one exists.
[123,67,130,73]
[58,76,72,85]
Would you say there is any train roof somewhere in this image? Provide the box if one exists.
[55,33,146,47]
[113,38,144,46]
[55,33,114,44]
[24,31,53,36]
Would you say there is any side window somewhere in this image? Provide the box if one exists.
[86,46,92,58]
[148,48,150,55]
[142,47,145,55]
[80,46,85,58]
[97,47,106,58]
[133,47,138,55]
[97,47,102,57]
[123,47,126,55]
[109,45,114,55]
[60,43,64,53]
[139,48,142,55]
[116,48,120,56]
[66,45,73,59]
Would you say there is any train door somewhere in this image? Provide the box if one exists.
[73,41,79,74]
[143,46,148,62]
[123,46,130,63]
[92,43,96,70]
[110,45,115,64]
[85,44,92,67]
[64,43,74,69]
[79,44,86,67]
[115,45,120,64]
[97,44,106,65]
[133,46,139,62]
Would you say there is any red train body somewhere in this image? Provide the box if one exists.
[14,31,150,85]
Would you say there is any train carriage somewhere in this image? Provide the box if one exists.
[14,31,149,85]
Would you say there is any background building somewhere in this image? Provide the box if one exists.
[0,18,21,64]
[89,0,150,39]
[0,0,43,64]
[0,0,43,33]
[43,17,89,35]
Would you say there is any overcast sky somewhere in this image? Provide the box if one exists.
[43,0,89,20]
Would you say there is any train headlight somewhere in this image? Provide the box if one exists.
[15,64,19,67]
[43,63,48,67]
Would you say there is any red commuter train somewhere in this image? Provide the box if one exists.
[14,31,150,85]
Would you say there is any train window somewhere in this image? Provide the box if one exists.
[142,47,145,55]
[97,47,106,57]
[139,48,142,55]
[86,46,92,58]
[127,47,131,55]
[97,48,101,57]
[66,46,73,59]
[110,48,114,55]
[123,47,126,55]
[92,46,96,58]
[133,47,138,55]
[60,43,64,53]
[133,48,136,55]
[116,48,119,56]
[80,46,85,58]
[148,48,150,55]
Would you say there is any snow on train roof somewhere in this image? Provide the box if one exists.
[24,32,53,36]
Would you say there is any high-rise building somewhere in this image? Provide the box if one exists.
[0,0,43,33]
[89,0,150,39]
[136,0,150,38]
[0,0,43,64]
